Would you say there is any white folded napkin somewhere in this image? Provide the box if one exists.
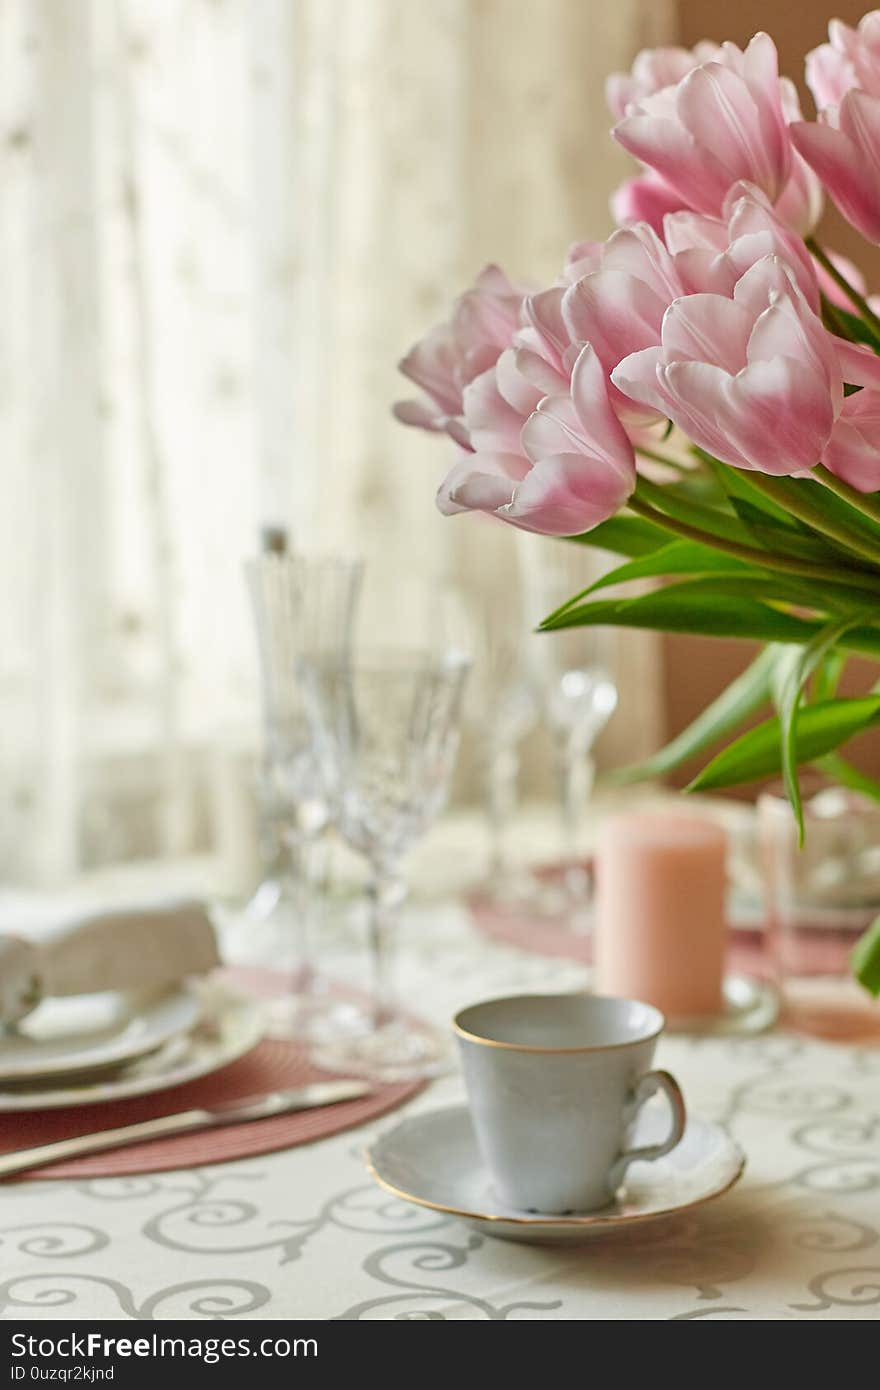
[0,900,220,1027]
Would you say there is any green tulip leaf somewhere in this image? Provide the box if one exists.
[611,645,779,784]
[851,915,880,998]
[688,696,880,792]
[776,614,873,845]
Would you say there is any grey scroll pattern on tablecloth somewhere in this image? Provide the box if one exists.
[0,1029,879,1319]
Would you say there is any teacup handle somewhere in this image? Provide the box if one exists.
[608,1070,686,1194]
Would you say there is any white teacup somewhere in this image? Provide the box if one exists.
[454,993,686,1214]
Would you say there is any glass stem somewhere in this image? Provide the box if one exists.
[280,834,315,998]
[486,746,519,883]
[366,860,404,1030]
[556,737,595,894]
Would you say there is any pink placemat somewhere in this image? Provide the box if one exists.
[467,861,769,977]
[0,967,422,1180]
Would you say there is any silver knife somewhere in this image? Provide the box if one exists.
[0,1080,372,1180]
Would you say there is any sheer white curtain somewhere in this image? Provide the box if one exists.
[0,0,671,885]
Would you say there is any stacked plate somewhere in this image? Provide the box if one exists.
[0,982,264,1111]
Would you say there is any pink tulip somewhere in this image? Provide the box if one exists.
[792,14,880,244]
[823,388,880,491]
[805,13,880,109]
[605,43,721,120]
[559,191,820,432]
[611,256,842,475]
[613,35,791,218]
[437,346,636,536]
[393,265,527,447]
[606,43,719,233]
[562,223,683,424]
[610,171,687,236]
[664,184,820,307]
[791,91,880,244]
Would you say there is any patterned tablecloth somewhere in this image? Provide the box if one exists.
[2,894,879,1322]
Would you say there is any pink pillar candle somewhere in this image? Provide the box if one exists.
[595,812,726,1017]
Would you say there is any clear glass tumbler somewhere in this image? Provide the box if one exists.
[758,779,880,1040]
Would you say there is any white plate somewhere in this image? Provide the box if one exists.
[0,987,201,1083]
[0,986,264,1110]
[367,1104,745,1245]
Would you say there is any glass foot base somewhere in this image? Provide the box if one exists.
[263,994,371,1045]
[312,1020,454,1083]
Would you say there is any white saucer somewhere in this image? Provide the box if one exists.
[367,1104,745,1245]
[0,986,201,1083]
[0,986,264,1111]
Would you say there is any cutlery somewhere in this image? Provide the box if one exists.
[0,1079,372,1179]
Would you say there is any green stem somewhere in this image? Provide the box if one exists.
[808,237,880,341]
[636,476,749,544]
[635,444,692,474]
[627,493,880,596]
[740,470,880,567]
[814,463,880,529]
[820,291,861,344]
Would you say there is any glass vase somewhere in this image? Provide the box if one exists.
[758,779,880,1040]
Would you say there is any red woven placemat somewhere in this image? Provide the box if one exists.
[0,967,422,1180]
[467,861,768,976]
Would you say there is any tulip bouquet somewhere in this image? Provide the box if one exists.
[393,15,880,993]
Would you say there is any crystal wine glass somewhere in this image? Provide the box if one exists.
[245,550,365,1040]
[452,587,539,901]
[300,647,470,1080]
[517,535,619,921]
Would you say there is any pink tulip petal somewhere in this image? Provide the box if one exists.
[747,298,841,413]
[398,333,462,414]
[791,120,880,243]
[463,367,527,453]
[732,255,795,317]
[662,294,753,372]
[494,348,545,415]
[520,396,585,462]
[562,271,667,370]
[614,114,731,215]
[392,399,446,432]
[807,42,855,109]
[600,224,681,300]
[564,240,604,281]
[719,356,834,471]
[823,391,880,490]
[653,360,750,465]
[611,346,669,417]
[774,149,825,235]
[672,247,737,296]
[502,454,634,536]
[663,210,729,254]
[437,451,530,517]
[677,61,787,198]
[611,172,685,233]
[839,89,880,166]
[445,416,473,450]
[569,344,638,463]
[834,337,880,390]
[523,288,569,367]
[513,347,568,396]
